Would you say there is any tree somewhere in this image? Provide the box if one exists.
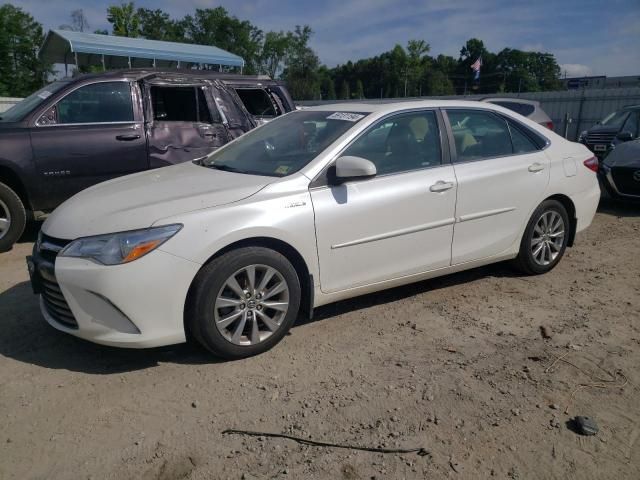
[0,4,50,97]
[355,79,364,99]
[260,31,290,78]
[107,2,140,37]
[339,79,350,100]
[282,25,321,99]
[137,8,182,41]
[60,9,89,32]
[183,7,263,73]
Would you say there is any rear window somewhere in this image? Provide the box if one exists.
[235,88,280,117]
[491,101,535,117]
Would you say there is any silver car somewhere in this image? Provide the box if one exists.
[482,98,554,131]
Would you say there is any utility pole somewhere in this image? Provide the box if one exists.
[404,69,408,97]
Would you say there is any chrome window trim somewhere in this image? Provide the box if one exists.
[441,107,550,166]
[33,79,136,128]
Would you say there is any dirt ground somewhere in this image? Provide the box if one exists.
[0,198,639,480]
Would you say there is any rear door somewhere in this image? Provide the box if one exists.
[444,108,550,264]
[29,80,147,210]
[144,82,229,167]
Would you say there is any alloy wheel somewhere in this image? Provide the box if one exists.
[531,210,565,266]
[0,199,11,241]
[214,264,290,346]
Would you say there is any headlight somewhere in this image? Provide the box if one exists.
[60,224,182,265]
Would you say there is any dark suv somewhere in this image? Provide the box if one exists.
[578,105,640,160]
[0,69,294,251]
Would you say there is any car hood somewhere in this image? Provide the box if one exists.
[587,125,619,134]
[603,140,640,168]
[43,162,271,239]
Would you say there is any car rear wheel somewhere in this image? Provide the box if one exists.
[187,247,301,359]
[0,182,27,253]
[514,199,570,275]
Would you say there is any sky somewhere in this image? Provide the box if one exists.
[10,0,640,77]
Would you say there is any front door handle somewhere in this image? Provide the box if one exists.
[429,181,454,193]
[116,134,141,141]
[528,162,545,173]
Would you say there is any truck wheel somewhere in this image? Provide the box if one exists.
[0,182,27,252]
[186,247,301,359]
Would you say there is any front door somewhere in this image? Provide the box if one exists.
[29,80,148,210]
[310,110,457,293]
[445,108,551,264]
[145,84,229,167]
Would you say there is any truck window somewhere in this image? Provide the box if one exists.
[55,82,134,124]
[235,88,279,117]
[150,86,212,123]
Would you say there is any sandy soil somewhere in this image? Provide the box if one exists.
[0,199,639,480]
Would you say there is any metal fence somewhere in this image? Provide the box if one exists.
[300,87,640,141]
[0,97,22,113]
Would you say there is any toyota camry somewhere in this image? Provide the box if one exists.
[28,101,600,359]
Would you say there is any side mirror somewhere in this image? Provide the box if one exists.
[617,131,634,142]
[334,156,377,181]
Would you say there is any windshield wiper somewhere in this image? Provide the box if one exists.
[206,164,245,174]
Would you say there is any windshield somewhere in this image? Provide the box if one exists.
[600,109,630,128]
[0,81,70,123]
[202,110,368,177]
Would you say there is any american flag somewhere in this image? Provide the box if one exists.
[471,56,482,80]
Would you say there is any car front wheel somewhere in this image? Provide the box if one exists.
[514,199,570,275]
[187,247,301,359]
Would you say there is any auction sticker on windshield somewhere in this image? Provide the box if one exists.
[37,91,53,100]
[326,112,365,122]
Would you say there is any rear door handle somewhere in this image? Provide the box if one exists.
[116,134,141,141]
[528,162,545,173]
[429,181,454,193]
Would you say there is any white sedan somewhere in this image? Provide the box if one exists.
[28,101,600,359]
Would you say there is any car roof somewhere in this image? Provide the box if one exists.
[61,69,277,84]
[305,99,508,114]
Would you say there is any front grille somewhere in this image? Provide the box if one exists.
[611,167,640,196]
[37,234,77,329]
[586,132,616,145]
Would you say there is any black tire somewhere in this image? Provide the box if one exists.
[186,247,301,359]
[0,182,27,253]
[513,199,570,275]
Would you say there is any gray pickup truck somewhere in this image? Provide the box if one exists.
[0,69,295,251]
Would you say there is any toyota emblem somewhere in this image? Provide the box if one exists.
[634,170,640,182]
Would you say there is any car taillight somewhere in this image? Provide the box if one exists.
[583,156,598,172]
[545,121,554,130]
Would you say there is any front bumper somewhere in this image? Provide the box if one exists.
[599,165,640,200]
[32,245,201,348]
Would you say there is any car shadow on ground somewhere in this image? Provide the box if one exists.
[597,196,640,217]
[0,281,218,374]
[0,261,522,375]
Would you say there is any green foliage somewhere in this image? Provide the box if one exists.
[355,79,364,99]
[107,2,140,37]
[0,4,51,97]
[281,26,321,100]
[339,79,350,100]
[137,8,184,41]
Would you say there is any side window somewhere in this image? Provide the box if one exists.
[234,88,279,117]
[150,86,213,123]
[507,121,538,154]
[342,111,441,175]
[55,82,134,124]
[447,110,512,162]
